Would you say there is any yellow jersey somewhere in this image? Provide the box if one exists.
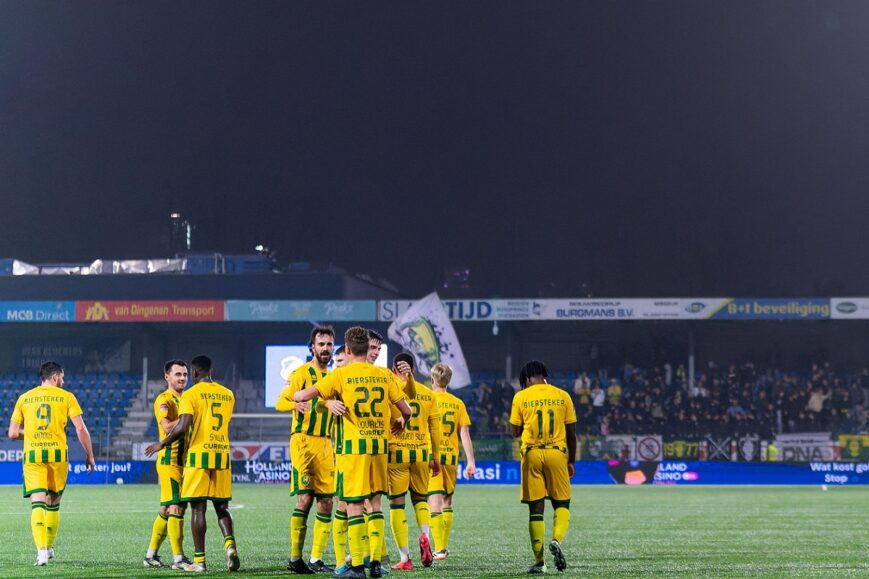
[432,390,471,466]
[179,380,234,470]
[154,389,184,466]
[276,363,334,438]
[389,379,440,463]
[11,385,82,464]
[314,362,406,455]
[510,384,577,451]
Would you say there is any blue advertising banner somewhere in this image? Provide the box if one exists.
[226,300,377,322]
[705,298,830,320]
[2,461,866,486]
[0,301,75,323]
[0,461,154,485]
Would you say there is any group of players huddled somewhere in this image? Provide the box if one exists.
[8,325,576,575]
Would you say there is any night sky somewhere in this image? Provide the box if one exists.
[3,1,869,297]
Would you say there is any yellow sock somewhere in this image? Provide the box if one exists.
[413,500,431,533]
[45,505,60,548]
[311,513,331,562]
[553,507,571,543]
[348,515,366,567]
[430,512,444,552]
[290,509,308,560]
[167,514,184,557]
[223,534,236,551]
[30,502,47,550]
[367,512,385,564]
[193,550,206,564]
[148,513,168,552]
[529,514,545,564]
[362,512,370,558]
[389,504,409,551]
[333,510,348,565]
[442,507,454,550]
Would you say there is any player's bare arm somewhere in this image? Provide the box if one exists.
[71,415,97,473]
[325,399,346,416]
[145,413,193,456]
[565,422,577,478]
[7,419,22,440]
[461,425,476,477]
[391,399,413,436]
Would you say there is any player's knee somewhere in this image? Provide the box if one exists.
[316,496,333,513]
[527,499,545,515]
[390,494,406,507]
[159,505,171,517]
[296,493,314,512]
[551,499,570,510]
[168,504,184,516]
[213,501,230,515]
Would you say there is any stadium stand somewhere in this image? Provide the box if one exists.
[0,372,138,457]
[461,363,869,438]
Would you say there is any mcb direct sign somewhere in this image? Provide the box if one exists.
[0,301,75,322]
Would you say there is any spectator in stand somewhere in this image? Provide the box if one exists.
[591,383,606,424]
[467,361,869,439]
[806,387,830,418]
[606,380,622,408]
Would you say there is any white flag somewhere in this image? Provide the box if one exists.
[387,292,471,388]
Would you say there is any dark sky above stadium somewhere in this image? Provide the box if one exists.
[3,2,869,297]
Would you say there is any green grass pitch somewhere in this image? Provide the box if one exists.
[1,484,867,577]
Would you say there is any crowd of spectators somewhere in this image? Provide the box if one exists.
[466,362,869,439]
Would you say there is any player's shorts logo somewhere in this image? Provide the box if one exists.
[301,471,312,487]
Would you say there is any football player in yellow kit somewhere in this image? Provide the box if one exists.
[386,353,441,571]
[294,327,413,579]
[276,327,337,574]
[143,359,193,569]
[427,363,476,562]
[510,360,577,574]
[146,356,240,573]
[8,361,96,567]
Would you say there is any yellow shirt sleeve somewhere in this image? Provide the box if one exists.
[179,389,196,416]
[314,368,340,400]
[459,401,471,427]
[564,391,577,424]
[275,382,296,413]
[428,395,441,457]
[11,397,23,424]
[509,392,522,426]
[155,394,171,421]
[387,372,407,406]
[68,393,83,419]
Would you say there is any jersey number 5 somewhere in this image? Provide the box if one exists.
[211,402,224,431]
[442,411,456,437]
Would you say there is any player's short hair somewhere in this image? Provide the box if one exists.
[39,361,64,382]
[431,363,453,388]
[164,359,187,374]
[334,345,345,356]
[519,360,549,388]
[345,327,371,356]
[191,355,212,374]
[310,326,335,345]
[367,329,384,344]
[393,352,415,371]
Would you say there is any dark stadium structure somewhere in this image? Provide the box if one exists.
[1,255,868,462]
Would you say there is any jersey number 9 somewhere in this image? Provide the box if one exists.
[36,403,52,431]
